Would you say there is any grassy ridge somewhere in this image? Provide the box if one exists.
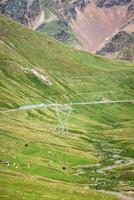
[0,15,134,199]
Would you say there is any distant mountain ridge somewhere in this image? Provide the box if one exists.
[0,0,134,60]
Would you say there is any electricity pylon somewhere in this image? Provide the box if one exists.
[54,104,72,134]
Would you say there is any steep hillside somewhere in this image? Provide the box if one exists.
[0,15,134,200]
[0,0,134,59]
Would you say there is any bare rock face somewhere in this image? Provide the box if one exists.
[97,31,134,61]
[103,31,132,53]
[70,0,134,52]
[95,1,134,61]
[127,2,134,13]
[47,0,133,55]
[0,0,44,30]
[94,0,132,8]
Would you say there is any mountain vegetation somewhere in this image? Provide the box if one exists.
[0,0,134,60]
[0,14,134,199]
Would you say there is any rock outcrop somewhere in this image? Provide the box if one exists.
[95,0,132,8]
[97,31,134,61]
[0,0,44,30]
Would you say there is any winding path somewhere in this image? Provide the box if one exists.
[75,158,134,200]
[99,159,134,172]
[99,190,134,200]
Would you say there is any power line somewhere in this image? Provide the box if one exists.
[1,99,133,134]
[69,100,134,106]
[0,100,133,113]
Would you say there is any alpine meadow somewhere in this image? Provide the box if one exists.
[0,12,134,200]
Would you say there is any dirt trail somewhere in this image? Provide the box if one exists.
[75,158,134,175]
[75,158,134,199]
[99,190,134,200]
[99,159,134,172]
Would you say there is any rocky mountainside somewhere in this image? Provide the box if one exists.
[96,1,134,61]
[0,0,44,30]
[0,0,134,60]
[97,30,134,61]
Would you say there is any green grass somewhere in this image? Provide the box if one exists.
[0,14,134,199]
[0,172,119,200]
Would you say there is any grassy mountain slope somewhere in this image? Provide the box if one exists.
[0,15,134,199]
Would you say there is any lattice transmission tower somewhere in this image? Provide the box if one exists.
[54,104,72,134]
